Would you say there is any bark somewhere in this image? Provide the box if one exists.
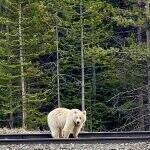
[80,0,85,111]
[146,1,150,130]
[137,0,145,130]
[19,3,26,129]
[92,60,96,102]
[56,24,61,107]
[6,25,14,128]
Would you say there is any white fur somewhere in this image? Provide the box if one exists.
[47,108,86,138]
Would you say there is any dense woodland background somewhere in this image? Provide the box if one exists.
[0,0,150,131]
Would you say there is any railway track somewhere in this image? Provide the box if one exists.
[0,131,150,144]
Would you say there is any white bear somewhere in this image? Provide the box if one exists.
[47,108,86,138]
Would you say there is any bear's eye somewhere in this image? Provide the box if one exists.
[79,117,81,119]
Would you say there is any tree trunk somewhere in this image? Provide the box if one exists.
[19,3,26,129]
[6,25,14,129]
[137,0,145,130]
[92,60,96,103]
[146,1,150,130]
[56,24,61,107]
[90,59,96,131]
[3,1,14,128]
[80,0,85,111]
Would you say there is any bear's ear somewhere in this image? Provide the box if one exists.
[83,111,86,115]
[74,110,77,114]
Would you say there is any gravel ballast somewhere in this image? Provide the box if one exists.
[0,128,149,150]
[0,142,150,150]
[0,128,47,134]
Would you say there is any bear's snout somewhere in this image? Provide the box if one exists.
[77,121,80,125]
[75,118,81,125]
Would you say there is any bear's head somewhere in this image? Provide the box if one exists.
[72,109,86,126]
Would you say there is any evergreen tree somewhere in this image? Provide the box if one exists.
[0,0,149,131]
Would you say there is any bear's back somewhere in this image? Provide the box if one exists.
[47,108,70,128]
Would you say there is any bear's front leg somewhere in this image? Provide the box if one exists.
[62,129,70,138]
[73,124,83,138]
[62,122,74,138]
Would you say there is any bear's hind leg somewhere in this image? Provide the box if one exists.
[50,127,60,138]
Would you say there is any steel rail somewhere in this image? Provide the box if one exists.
[0,136,150,144]
[0,132,149,148]
[0,131,150,139]
[0,132,150,144]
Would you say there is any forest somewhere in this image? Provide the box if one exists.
[0,0,150,132]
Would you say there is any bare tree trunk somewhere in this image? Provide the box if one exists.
[6,25,14,129]
[138,90,145,130]
[19,3,26,129]
[92,59,96,103]
[146,0,150,130]
[56,24,61,107]
[2,0,14,128]
[137,27,142,43]
[137,0,145,130]
[80,0,85,111]
[90,58,96,131]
